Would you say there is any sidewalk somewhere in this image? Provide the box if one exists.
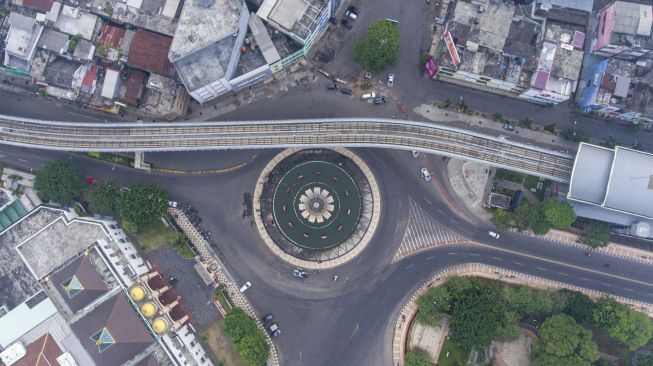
[414,104,578,153]
[391,263,653,366]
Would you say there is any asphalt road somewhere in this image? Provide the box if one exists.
[3,143,653,366]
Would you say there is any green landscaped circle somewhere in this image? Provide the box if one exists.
[272,161,362,250]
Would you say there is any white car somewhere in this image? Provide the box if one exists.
[412,151,420,158]
[167,200,178,208]
[361,91,376,100]
[387,73,395,87]
[488,230,500,239]
[239,281,252,293]
[420,167,432,182]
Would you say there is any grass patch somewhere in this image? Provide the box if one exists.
[491,186,515,197]
[523,176,551,201]
[133,218,175,253]
[495,169,525,184]
[80,152,135,168]
[213,287,233,312]
[202,319,248,366]
[437,338,468,366]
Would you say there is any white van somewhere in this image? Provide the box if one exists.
[488,230,500,239]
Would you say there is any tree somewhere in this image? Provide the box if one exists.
[491,209,512,229]
[353,20,400,72]
[34,160,84,205]
[404,347,431,366]
[416,286,449,326]
[513,202,538,232]
[531,210,552,235]
[519,117,534,129]
[90,182,120,215]
[593,297,653,350]
[560,290,594,323]
[503,285,553,319]
[224,308,258,343]
[541,198,576,229]
[602,135,620,149]
[236,331,270,366]
[543,123,556,133]
[532,314,599,366]
[562,128,591,143]
[580,221,610,248]
[449,285,505,350]
[116,182,168,233]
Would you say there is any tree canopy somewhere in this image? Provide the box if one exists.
[224,308,270,366]
[116,182,168,233]
[513,202,538,232]
[533,314,599,366]
[593,297,653,350]
[416,286,449,326]
[491,209,512,229]
[90,182,120,215]
[503,285,553,319]
[561,290,594,323]
[580,221,611,248]
[34,160,84,205]
[404,347,431,366]
[541,198,576,229]
[353,20,400,72]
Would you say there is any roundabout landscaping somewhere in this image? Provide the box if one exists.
[253,148,381,269]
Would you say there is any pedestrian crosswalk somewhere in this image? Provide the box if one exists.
[393,198,468,261]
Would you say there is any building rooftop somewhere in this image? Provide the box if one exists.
[50,251,110,314]
[16,215,108,279]
[9,333,64,366]
[168,0,243,61]
[601,1,653,51]
[128,29,174,77]
[0,207,60,312]
[37,29,69,55]
[71,293,154,366]
[257,0,328,40]
[16,0,55,11]
[5,13,43,59]
[123,69,147,105]
[568,143,653,220]
[97,24,126,49]
[53,6,99,41]
[72,39,94,61]
[249,12,281,64]
[536,0,594,13]
[44,57,81,89]
[597,58,653,115]
[174,37,235,91]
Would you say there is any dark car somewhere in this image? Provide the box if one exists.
[340,87,353,95]
[340,18,352,29]
[503,122,514,131]
[328,17,337,25]
[347,5,358,13]
[262,313,273,323]
[373,96,387,105]
[326,83,338,90]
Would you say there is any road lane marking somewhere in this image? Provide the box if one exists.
[349,323,359,339]
[470,253,480,256]
[448,252,457,255]
[513,262,525,266]
[471,242,653,288]
[426,256,435,260]
[536,267,546,271]
[580,277,590,281]
[405,264,414,270]
[492,257,503,261]
[558,272,568,276]
[423,197,432,205]
[625,288,634,292]
[601,283,612,287]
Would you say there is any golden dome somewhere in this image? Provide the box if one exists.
[141,302,157,317]
[152,318,168,334]
[129,286,145,302]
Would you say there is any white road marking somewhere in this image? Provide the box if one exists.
[492,256,503,261]
[423,197,432,205]
[513,261,524,266]
[405,264,414,269]
[580,277,590,281]
[470,253,480,256]
[448,252,457,255]
[536,267,546,271]
[426,256,435,260]
[558,272,568,276]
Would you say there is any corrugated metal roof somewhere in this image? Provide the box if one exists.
[249,13,281,64]
[538,0,593,13]
[568,143,614,204]
[604,147,653,219]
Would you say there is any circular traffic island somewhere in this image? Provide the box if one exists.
[254,148,380,268]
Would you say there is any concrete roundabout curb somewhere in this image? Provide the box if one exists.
[253,147,381,270]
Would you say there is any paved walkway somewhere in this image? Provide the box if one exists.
[445,158,492,221]
[168,208,280,366]
[391,263,653,366]
[394,198,469,261]
[414,104,578,153]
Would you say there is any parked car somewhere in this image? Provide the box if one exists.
[326,83,338,90]
[364,71,372,80]
[420,167,432,182]
[262,313,273,323]
[167,200,178,208]
[340,87,353,95]
[268,323,281,337]
[488,230,500,239]
[373,96,387,105]
[361,91,376,100]
[86,176,99,184]
[345,6,358,19]
[387,73,395,87]
[239,281,251,292]
[503,122,514,131]
[292,269,308,279]
[340,18,352,29]
[412,151,420,158]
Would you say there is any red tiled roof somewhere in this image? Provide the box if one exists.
[12,333,63,366]
[124,69,147,105]
[97,25,126,49]
[22,0,53,12]
[81,65,98,94]
[127,29,174,77]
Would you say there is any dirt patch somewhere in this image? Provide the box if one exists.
[409,316,450,362]
[492,328,537,366]
[201,319,247,366]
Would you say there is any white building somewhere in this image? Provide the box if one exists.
[3,13,44,72]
